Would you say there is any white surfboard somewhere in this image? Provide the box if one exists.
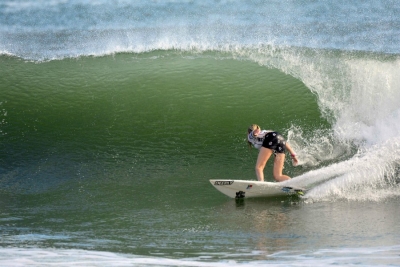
[209,179,305,199]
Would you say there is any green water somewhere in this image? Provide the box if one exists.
[0,52,326,193]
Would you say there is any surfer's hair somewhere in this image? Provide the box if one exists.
[247,124,260,148]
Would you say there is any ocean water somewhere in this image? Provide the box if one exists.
[1,0,400,266]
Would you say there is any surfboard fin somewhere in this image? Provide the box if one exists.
[235,191,246,199]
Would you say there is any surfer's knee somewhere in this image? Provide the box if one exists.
[273,166,291,181]
[255,164,265,172]
[273,174,291,182]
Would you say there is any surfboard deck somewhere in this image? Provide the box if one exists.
[209,179,305,199]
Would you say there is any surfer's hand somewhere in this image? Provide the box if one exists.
[291,154,298,167]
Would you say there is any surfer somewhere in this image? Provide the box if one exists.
[247,124,298,182]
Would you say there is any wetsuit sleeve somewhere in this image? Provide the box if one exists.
[248,133,256,144]
[248,132,263,149]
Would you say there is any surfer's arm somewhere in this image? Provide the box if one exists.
[285,143,298,164]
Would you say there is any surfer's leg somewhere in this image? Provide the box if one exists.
[255,147,273,181]
[273,153,291,182]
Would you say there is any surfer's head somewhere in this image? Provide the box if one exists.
[248,124,260,135]
[247,124,260,149]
